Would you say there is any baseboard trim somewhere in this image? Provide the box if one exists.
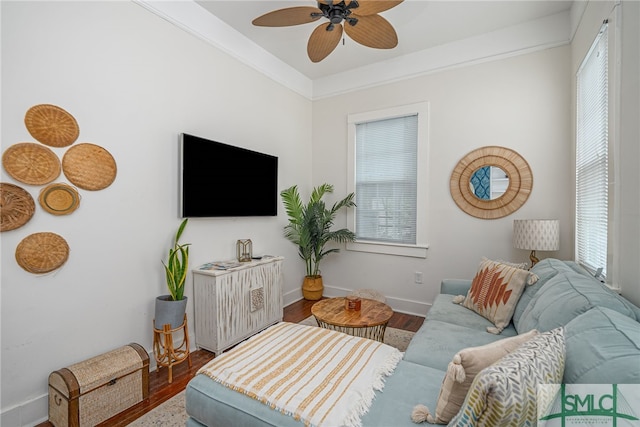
[285,285,430,317]
[0,340,200,427]
[1,393,48,427]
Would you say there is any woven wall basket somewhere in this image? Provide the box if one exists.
[62,143,117,190]
[24,104,79,147]
[0,182,36,232]
[15,232,69,274]
[2,142,61,185]
[39,183,80,216]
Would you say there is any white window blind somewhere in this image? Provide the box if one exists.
[355,114,418,244]
[576,22,608,276]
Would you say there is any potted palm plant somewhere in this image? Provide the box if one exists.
[281,184,356,300]
[154,218,190,329]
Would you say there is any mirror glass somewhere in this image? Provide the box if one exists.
[450,146,532,219]
[469,166,509,200]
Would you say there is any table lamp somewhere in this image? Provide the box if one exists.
[513,219,559,269]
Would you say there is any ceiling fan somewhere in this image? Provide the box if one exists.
[252,1,404,63]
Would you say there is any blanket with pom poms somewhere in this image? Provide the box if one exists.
[198,322,403,427]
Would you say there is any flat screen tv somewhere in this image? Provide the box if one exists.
[180,133,278,217]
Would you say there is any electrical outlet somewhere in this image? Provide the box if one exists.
[415,271,423,284]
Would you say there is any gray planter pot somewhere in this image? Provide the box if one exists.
[154,295,188,329]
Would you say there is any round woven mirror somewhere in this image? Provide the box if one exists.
[450,146,532,219]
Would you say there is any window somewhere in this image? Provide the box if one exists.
[347,102,429,257]
[576,22,609,277]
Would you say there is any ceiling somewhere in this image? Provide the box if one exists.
[194,0,574,80]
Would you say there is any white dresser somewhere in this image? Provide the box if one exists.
[192,256,284,355]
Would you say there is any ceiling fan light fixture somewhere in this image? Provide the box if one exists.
[253,0,403,62]
[329,10,344,24]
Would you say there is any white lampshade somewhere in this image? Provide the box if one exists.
[513,220,560,251]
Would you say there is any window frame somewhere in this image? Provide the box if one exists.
[576,22,609,278]
[575,14,620,288]
[346,102,430,258]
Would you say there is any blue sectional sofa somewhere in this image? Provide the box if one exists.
[185,259,640,426]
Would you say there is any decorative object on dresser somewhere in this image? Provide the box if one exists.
[155,218,190,330]
[513,219,560,268]
[236,238,252,262]
[193,256,284,355]
[280,183,356,300]
[48,342,149,427]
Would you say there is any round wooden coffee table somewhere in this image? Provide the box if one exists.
[311,297,393,342]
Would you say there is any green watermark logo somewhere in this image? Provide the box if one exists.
[539,384,640,426]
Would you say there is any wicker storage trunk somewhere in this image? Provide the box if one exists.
[48,342,149,427]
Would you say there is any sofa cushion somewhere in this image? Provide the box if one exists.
[426,294,519,336]
[458,258,536,334]
[361,361,445,427]
[449,327,565,427]
[563,306,640,384]
[406,293,517,370]
[422,329,539,424]
[186,360,446,427]
[516,271,639,333]
[440,279,473,296]
[512,258,582,329]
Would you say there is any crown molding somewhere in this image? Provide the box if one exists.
[135,1,571,101]
[133,0,313,99]
[313,11,571,99]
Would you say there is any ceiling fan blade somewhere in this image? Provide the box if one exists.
[345,14,398,49]
[352,0,403,16]
[307,22,343,63]
[252,6,321,27]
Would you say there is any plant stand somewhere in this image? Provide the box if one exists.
[153,314,192,383]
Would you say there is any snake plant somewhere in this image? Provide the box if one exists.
[162,218,190,301]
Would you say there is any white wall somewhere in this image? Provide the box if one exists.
[0,2,311,425]
[312,46,573,314]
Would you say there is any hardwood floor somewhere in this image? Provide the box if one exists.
[38,299,424,426]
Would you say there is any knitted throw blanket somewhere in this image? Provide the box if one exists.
[197,322,402,427]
